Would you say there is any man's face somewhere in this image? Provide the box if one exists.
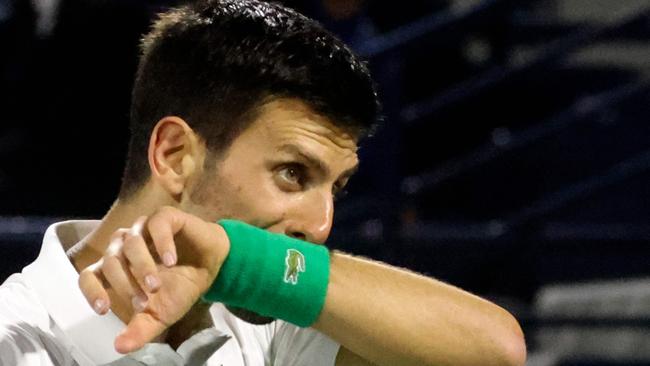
[182,98,359,245]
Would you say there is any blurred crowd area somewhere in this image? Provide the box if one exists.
[2,1,650,364]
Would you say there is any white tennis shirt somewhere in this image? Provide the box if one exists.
[0,221,340,365]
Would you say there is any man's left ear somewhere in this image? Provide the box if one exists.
[147,116,202,199]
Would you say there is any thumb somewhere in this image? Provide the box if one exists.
[114,312,167,354]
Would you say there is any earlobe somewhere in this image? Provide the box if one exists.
[147,117,200,198]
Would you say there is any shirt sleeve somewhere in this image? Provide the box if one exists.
[0,275,71,366]
[0,332,27,366]
[270,321,340,366]
[0,324,68,366]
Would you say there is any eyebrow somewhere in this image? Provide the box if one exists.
[277,143,358,180]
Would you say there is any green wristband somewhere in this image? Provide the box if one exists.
[202,219,330,327]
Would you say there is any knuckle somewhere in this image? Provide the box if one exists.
[109,229,127,241]
[129,257,148,275]
[78,270,92,286]
[78,272,102,296]
[122,234,138,250]
[125,240,149,264]
[102,254,122,272]
[158,205,176,216]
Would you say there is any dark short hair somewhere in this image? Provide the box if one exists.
[119,0,380,198]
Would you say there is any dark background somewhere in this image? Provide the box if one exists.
[2,1,650,364]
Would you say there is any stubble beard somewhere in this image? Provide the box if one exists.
[189,159,275,325]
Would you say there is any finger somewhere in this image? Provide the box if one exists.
[78,262,110,315]
[123,223,161,293]
[102,237,149,312]
[114,312,167,354]
[145,206,187,267]
[98,228,129,289]
[129,215,148,238]
[109,227,130,243]
[127,216,161,262]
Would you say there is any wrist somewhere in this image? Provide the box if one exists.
[199,222,231,287]
[212,222,231,266]
[203,220,330,327]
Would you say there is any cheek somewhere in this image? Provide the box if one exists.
[205,169,288,227]
[189,162,295,226]
[185,176,227,222]
[232,177,290,225]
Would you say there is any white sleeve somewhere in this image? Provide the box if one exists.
[0,323,63,366]
[271,321,340,366]
[0,276,69,366]
[0,332,26,366]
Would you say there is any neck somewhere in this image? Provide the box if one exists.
[65,188,229,348]
[69,196,158,272]
[67,187,190,343]
[68,181,179,271]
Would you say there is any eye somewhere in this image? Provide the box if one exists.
[333,189,348,201]
[276,164,307,191]
[332,182,348,201]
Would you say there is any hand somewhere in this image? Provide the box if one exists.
[78,206,230,354]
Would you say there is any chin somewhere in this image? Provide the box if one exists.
[226,306,276,324]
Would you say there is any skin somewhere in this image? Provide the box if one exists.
[74,97,527,366]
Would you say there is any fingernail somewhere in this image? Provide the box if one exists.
[93,299,107,314]
[145,274,160,291]
[132,295,148,312]
[162,251,176,267]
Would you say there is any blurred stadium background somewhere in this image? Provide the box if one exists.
[1,0,650,364]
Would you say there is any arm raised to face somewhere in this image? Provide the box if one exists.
[79,205,526,366]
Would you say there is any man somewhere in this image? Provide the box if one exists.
[0,0,526,365]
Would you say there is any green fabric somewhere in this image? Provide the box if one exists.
[202,219,330,327]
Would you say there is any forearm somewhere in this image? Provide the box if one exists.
[80,213,526,362]
[313,251,526,366]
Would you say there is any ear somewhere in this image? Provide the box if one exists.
[147,117,202,199]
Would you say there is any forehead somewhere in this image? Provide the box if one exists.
[241,98,360,162]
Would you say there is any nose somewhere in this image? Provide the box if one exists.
[285,190,333,244]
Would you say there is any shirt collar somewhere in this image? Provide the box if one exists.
[21,220,229,366]
[22,220,125,365]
